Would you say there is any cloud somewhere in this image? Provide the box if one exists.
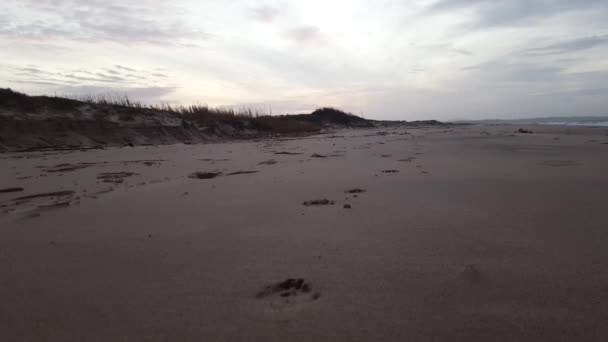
[427,0,605,28]
[250,5,280,23]
[465,60,563,84]
[525,35,608,55]
[283,25,325,45]
[0,13,8,26]
[115,65,138,72]
[0,0,211,46]
[7,64,173,89]
[4,1,608,120]
[58,85,178,101]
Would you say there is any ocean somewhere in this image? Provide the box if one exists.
[542,121,608,127]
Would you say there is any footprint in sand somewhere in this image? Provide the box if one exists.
[256,278,321,311]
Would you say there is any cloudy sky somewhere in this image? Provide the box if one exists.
[1,0,608,120]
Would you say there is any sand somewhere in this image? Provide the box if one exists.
[1,124,608,341]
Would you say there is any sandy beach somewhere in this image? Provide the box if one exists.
[2,123,608,341]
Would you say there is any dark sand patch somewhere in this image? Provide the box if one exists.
[121,159,166,164]
[542,160,580,167]
[199,158,230,162]
[93,188,114,195]
[43,160,164,173]
[381,170,400,173]
[123,160,165,166]
[226,171,259,176]
[36,201,72,211]
[274,152,303,155]
[258,159,278,165]
[44,162,100,173]
[399,157,416,162]
[13,190,75,202]
[188,172,222,179]
[4,190,77,218]
[97,172,139,184]
[311,153,328,158]
[0,187,24,193]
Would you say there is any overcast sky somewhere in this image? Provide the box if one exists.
[1,0,608,120]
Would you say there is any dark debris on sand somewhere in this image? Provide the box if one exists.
[303,199,335,206]
[381,170,400,173]
[256,278,319,300]
[345,188,366,194]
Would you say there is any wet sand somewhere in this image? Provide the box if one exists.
[2,124,608,341]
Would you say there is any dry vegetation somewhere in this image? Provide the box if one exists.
[0,88,325,134]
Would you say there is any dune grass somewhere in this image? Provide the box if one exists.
[1,88,322,134]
